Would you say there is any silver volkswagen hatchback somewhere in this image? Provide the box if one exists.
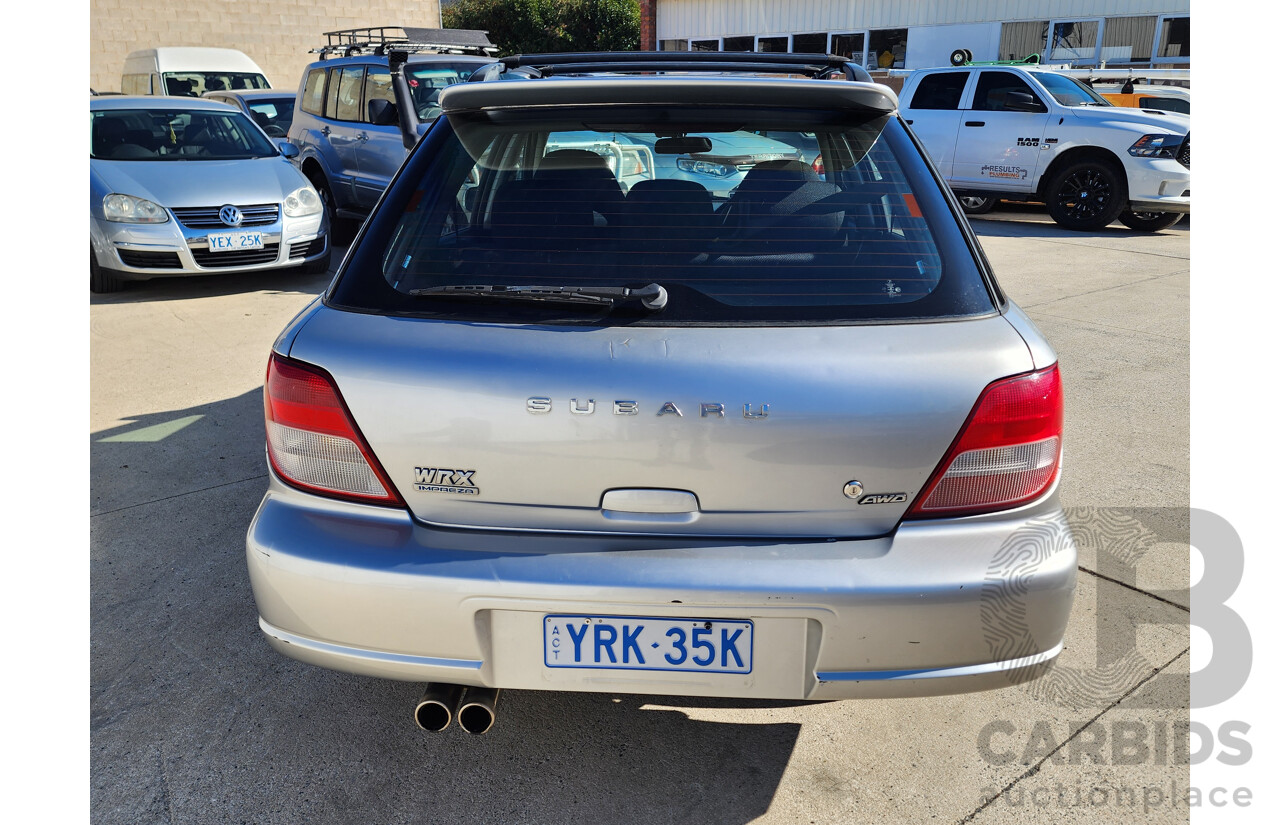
[90,96,330,292]
[246,53,1076,734]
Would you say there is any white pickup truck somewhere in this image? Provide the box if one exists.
[898,65,1190,231]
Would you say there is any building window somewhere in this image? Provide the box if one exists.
[659,39,688,51]
[1048,20,1101,64]
[691,39,719,52]
[1155,16,1190,61]
[869,29,908,69]
[999,21,1048,62]
[757,36,789,53]
[1101,16,1155,63]
[831,32,866,65]
[792,33,827,54]
[723,36,753,51]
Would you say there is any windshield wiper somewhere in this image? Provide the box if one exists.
[409,283,668,311]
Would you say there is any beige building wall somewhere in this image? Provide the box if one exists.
[90,1,442,93]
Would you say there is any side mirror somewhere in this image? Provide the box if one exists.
[277,141,300,159]
[367,98,399,126]
[1004,91,1046,113]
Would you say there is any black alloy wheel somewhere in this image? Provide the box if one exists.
[1045,160,1126,231]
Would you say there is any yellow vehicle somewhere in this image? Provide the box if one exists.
[1096,84,1190,115]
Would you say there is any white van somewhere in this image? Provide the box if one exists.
[121,47,271,97]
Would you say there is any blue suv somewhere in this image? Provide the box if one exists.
[287,28,495,226]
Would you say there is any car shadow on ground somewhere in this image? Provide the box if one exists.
[89,266,334,305]
[91,389,801,825]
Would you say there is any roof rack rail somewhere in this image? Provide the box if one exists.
[472,51,873,82]
[313,26,498,59]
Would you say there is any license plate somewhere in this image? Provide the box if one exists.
[544,615,753,674]
[206,231,263,252]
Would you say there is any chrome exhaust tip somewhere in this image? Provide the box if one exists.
[457,687,501,735]
[414,683,465,732]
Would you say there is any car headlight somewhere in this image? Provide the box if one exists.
[1128,134,1183,159]
[677,158,732,178]
[283,186,323,218]
[102,193,169,223]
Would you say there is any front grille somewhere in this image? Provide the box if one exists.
[1177,136,1190,169]
[288,238,326,259]
[172,203,280,228]
[117,249,182,269]
[191,243,280,268]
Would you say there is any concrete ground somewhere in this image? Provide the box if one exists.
[90,206,1190,824]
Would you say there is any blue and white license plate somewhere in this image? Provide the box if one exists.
[206,231,263,252]
[544,615,753,674]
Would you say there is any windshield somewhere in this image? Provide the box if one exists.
[247,99,295,137]
[91,109,279,161]
[407,64,482,120]
[162,72,269,97]
[331,105,993,325]
[1034,73,1111,106]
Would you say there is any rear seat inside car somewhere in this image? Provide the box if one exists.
[447,152,936,302]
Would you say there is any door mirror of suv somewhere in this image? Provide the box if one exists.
[1004,91,1046,113]
[367,98,399,127]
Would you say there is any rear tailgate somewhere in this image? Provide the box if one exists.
[287,307,1035,537]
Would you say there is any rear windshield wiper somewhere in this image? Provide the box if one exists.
[409,283,668,311]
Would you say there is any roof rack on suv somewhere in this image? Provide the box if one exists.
[469,51,874,83]
[313,26,498,59]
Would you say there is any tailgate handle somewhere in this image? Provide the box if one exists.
[601,489,699,515]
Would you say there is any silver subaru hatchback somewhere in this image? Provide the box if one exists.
[246,53,1076,734]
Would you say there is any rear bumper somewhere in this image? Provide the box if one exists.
[246,472,1077,700]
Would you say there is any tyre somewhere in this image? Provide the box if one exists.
[958,195,997,215]
[1044,159,1127,231]
[949,49,968,66]
[307,170,357,246]
[1117,209,1184,232]
[307,169,337,225]
[302,248,332,275]
[963,49,973,63]
[90,248,124,293]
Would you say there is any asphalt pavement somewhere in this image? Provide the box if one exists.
[90,205,1190,824]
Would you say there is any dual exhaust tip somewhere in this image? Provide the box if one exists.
[414,683,500,734]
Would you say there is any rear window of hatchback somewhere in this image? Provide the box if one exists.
[329,103,996,326]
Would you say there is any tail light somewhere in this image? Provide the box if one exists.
[811,154,824,176]
[263,353,404,506]
[906,365,1062,518]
